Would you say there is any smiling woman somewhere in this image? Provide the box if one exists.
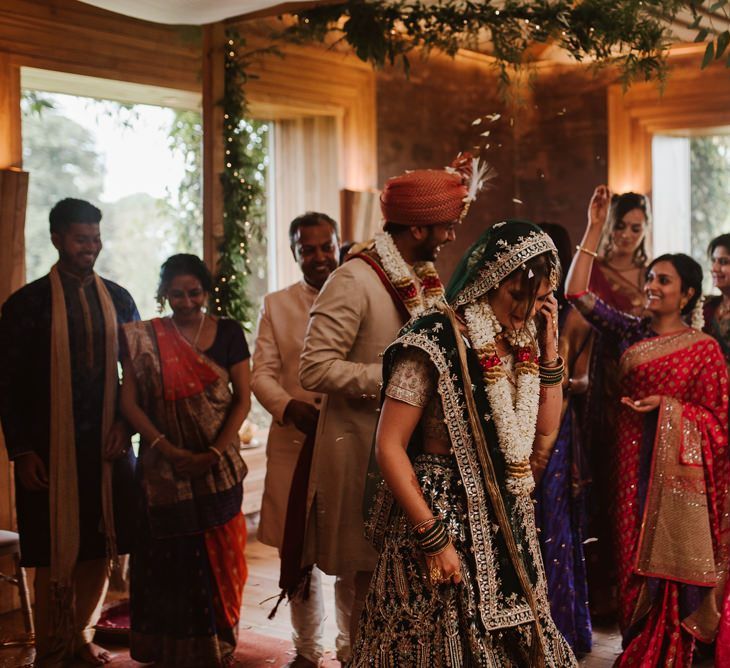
[703,234,730,369]
[565,193,730,667]
[120,252,252,667]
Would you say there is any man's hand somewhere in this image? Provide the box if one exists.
[284,400,319,436]
[103,421,131,461]
[15,452,49,491]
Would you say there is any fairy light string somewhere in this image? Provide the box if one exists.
[212,29,270,330]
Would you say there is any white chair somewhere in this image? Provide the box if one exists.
[0,530,34,645]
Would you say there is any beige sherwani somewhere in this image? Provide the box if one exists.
[252,280,323,550]
[299,258,406,575]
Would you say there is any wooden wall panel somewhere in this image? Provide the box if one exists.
[608,49,730,195]
[0,0,201,91]
[202,22,226,269]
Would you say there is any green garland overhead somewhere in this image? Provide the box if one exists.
[284,0,730,85]
[212,30,270,329]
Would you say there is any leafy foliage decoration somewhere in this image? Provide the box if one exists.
[284,0,730,85]
[212,29,272,330]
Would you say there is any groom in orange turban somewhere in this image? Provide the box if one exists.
[298,154,490,662]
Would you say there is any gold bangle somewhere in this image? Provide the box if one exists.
[149,433,165,449]
[413,517,437,534]
[209,446,223,460]
[576,245,598,258]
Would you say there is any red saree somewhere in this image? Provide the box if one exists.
[615,330,730,667]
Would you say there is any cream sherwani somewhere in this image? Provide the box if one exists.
[252,279,323,549]
[299,258,406,575]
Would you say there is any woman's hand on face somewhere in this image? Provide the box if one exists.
[427,543,462,587]
[539,294,560,354]
[621,395,661,412]
[588,185,612,230]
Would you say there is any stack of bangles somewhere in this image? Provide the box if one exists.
[413,517,451,556]
[539,356,565,387]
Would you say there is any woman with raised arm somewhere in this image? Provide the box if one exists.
[352,221,576,666]
[581,189,651,619]
[566,187,730,667]
[120,254,250,667]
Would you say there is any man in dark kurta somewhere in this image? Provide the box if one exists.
[0,198,138,667]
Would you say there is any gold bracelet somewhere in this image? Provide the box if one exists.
[149,433,165,449]
[209,446,223,460]
[413,517,437,534]
[576,245,598,258]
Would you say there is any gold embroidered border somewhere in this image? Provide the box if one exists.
[620,329,704,378]
[635,397,717,587]
[397,330,536,631]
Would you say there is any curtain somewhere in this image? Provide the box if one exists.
[273,116,340,289]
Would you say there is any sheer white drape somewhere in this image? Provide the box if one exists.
[272,116,340,289]
[652,134,691,257]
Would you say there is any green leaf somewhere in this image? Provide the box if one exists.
[702,41,715,68]
[716,31,730,59]
[695,28,709,42]
[709,0,727,11]
[689,14,703,29]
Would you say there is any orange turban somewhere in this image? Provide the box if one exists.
[380,169,468,227]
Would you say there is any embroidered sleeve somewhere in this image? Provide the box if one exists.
[385,347,436,408]
[568,290,644,343]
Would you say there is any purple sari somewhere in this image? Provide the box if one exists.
[534,308,592,654]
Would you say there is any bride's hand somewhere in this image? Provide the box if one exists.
[426,543,462,587]
[588,185,612,230]
[539,294,560,355]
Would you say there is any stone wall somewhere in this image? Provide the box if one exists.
[376,55,612,280]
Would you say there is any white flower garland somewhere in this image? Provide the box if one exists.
[464,297,540,495]
[373,231,444,318]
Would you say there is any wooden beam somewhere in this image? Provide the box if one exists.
[0,55,23,614]
[202,22,226,270]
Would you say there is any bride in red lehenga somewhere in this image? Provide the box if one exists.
[566,185,730,667]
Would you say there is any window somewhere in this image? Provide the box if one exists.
[652,131,730,290]
[21,69,204,319]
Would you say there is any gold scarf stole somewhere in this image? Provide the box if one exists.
[48,265,119,637]
[620,330,726,641]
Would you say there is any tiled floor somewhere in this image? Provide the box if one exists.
[0,536,655,667]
